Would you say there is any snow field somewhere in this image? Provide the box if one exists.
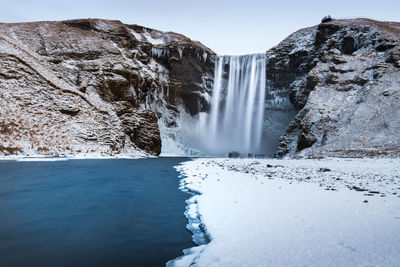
[170,158,400,266]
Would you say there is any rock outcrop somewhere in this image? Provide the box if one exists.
[1,17,399,158]
[0,19,214,157]
[268,18,400,157]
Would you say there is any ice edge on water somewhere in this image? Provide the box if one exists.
[166,164,211,267]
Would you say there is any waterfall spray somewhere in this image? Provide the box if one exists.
[207,54,267,156]
[158,53,295,157]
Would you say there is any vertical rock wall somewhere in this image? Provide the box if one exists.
[0,19,215,157]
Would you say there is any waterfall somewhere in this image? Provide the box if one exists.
[207,54,267,156]
[157,53,296,158]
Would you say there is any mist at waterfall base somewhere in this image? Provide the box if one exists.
[161,54,296,158]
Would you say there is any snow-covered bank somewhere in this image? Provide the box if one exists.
[0,151,149,161]
[170,158,400,266]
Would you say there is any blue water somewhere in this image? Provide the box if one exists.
[0,158,193,267]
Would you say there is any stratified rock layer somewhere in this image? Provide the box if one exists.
[0,19,214,156]
[268,19,400,157]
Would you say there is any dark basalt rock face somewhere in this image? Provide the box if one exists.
[128,110,162,156]
[0,19,215,157]
[161,42,214,115]
[268,18,400,158]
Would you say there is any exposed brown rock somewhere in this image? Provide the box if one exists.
[131,110,161,156]
[0,18,215,157]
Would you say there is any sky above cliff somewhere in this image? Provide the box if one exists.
[1,0,399,55]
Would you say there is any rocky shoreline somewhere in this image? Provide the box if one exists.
[203,157,400,197]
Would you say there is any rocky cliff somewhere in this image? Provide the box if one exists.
[1,18,399,158]
[0,19,214,157]
[268,18,400,158]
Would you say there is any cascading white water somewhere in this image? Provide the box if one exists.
[156,53,295,158]
[207,54,267,156]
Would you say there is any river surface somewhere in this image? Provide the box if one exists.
[0,157,193,267]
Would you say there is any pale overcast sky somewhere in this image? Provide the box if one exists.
[1,0,399,55]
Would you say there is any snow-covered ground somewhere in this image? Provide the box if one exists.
[169,158,400,266]
[0,151,149,161]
